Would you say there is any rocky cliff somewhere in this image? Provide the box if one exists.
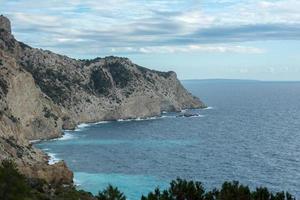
[0,15,205,185]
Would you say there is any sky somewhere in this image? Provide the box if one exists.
[0,0,300,80]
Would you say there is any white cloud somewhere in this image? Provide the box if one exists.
[111,45,265,54]
[0,0,299,57]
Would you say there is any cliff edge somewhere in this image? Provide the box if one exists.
[0,15,205,184]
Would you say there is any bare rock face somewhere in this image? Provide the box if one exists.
[20,161,73,185]
[0,15,11,34]
[0,15,206,185]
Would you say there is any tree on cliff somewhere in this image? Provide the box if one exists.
[97,184,126,200]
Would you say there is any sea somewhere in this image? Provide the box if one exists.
[35,80,300,199]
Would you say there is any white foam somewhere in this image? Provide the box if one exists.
[190,114,204,118]
[175,114,204,118]
[117,116,162,122]
[94,121,110,124]
[73,178,81,186]
[29,139,41,144]
[49,132,76,141]
[47,152,61,165]
[204,106,214,110]
[60,132,75,140]
[72,112,201,131]
[75,120,112,130]
[77,123,90,128]
[74,123,92,132]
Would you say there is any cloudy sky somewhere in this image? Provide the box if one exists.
[1,0,300,80]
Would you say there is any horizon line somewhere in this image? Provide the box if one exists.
[180,78,300,82]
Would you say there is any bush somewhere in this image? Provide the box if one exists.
[0,160,32,200]
[141,179,295,200]
[97,185,126,200]
[90,69,112,95]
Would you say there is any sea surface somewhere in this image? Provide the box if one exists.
[36,80,300,199]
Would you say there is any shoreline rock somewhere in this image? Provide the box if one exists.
[0,14,206,185]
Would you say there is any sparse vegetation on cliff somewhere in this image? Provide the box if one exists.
[0,160,31,200]
[105,62,133,88]
[89,69,112,95]
[0,160,95,200]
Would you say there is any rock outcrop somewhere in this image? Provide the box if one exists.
[0,15,205,185]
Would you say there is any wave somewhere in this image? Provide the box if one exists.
[73,121,111,132]
[94,121,110,124]
[51,132,76,141]
[190,114,204,118]
[73,178,81,187]
[71,110,204,132]
[74,123,92,132]
[117,116,164,122]
[47,152,61,165]
[204,106,214,110]
[59,132,76,140]
[29,139,41,144]
[175,114,204,118]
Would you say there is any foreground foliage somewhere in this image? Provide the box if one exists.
[0,160,31,200]
[141,179,295,200]
[0,160,95,200]
[97,185,126,200]
[0,160,296,200]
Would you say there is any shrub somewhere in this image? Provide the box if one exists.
[90,69,112,95]
[0,160,31,200]
[97,185,126,200]
[141,179,295,200]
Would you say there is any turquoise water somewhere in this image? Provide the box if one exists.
[36,80,300,199]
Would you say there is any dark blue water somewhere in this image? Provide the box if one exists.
[36,80,300,199]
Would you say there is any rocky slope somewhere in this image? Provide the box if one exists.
[0,15,205,185]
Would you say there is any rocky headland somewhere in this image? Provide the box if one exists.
[0,15,205,186]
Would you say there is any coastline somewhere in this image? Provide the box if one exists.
[34,106,217,199]
[34,108,208,167]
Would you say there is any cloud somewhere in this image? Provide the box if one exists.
[0,0,299,57]
[111,45,265,54]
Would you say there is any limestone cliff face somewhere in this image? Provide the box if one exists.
[0,15,72,184]
[18,52,204,128]
[0,15,205,184]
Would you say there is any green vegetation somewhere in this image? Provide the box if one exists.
[141,179,295,200]
[97,185,126,200]
[0,160,95,200]
[0,160,296,200]
[0,160,31,200]
[106,62,133,88]
[136,64,173,79]
[22,65,71,105]
[18,41,31,50]
[90,69,112,95]
[0,77,8,95]
[43,107,59,121]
